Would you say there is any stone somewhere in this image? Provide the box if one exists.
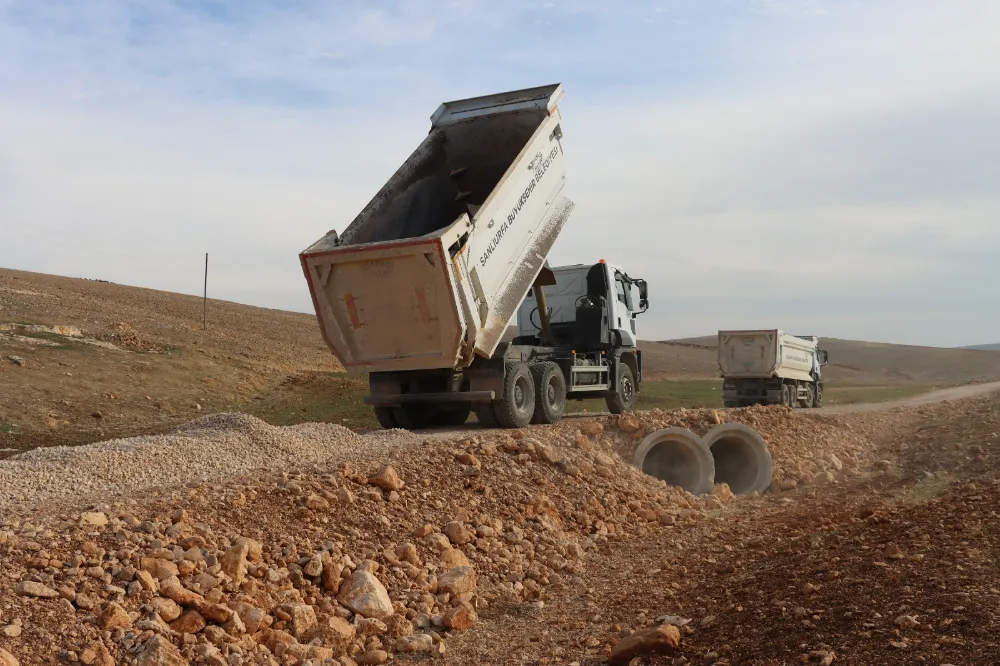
[369,466,401,491]
[2,625,21,638]
[142,558,179,581]
[396,543,420,566]
[135,635,189,666]
[0,648,18,666]
[444,601,477,631]
[440,548,470,569]
[97,602,132,630]
[195,601,234,624]
[160,576,204,607]
[152,598,182,623]
[15,581,59,599]
[304,553,324,577]
[437,566,477,595]
[338,570,394,619]
[79,512,109,528]
[618,414,641,433]
[356,650,389,665]
[384,615,413,638]
[609,625,681,663]
[220,541,250,586]
[289,603,318,640]
[318,616,356,652]
[227,602,266,634]
[170,609,206,634]
[360,617,388,635]
[396,634,434,653]
[322,561,344,593]
[581,421,604,435]
[305,494,330,511]
[136,570,159,593]
[443,521,472,546]
[223,610,246,636]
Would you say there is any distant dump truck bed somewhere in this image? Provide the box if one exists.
[718,329,829,408]
[300,84,573,374]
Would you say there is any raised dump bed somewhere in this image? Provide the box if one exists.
[301,84,573,374]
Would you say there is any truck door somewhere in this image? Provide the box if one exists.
[611,268,637,346]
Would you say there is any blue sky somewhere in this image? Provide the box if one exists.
[1,0,999,347]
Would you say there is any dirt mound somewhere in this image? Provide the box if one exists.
[0,413,415,515]
[577,405,876,492]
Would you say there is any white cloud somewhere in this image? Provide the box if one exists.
[1,0,999,346]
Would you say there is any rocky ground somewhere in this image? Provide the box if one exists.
[1,396,999,665]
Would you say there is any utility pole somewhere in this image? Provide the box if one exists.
[203,253,208,330]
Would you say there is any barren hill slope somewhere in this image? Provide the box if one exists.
[0,267,339,450]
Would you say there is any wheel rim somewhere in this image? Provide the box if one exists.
[546,380,557,406]
[622,376,634,405]
[514,376,530,410]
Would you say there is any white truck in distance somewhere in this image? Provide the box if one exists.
[300,83,649,429]
[718,329,828,408]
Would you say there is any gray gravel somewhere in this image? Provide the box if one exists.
[0,412,419,515]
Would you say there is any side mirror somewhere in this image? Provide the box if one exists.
[819,349,829,366]
[636,279,649,313]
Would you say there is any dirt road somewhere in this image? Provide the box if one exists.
[412,381,1000,438]
[820,380,1000,414]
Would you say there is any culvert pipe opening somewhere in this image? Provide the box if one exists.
[632,427,715,496]
[703,422,773,496]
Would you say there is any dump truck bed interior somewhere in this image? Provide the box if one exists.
[301,84,573,373]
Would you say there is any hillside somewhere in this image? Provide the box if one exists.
[4,267,996,455]
[960,343,1000,351]
[0,267,339,452]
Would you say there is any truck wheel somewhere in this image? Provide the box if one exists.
[814,384,824,408]
[390,405,433,430]
[723,400,736,408]
[373,407,397,429]
[473,403,499,427]
[530,362,566,425]
[493,362,536,428]
[436,406,471,426]
[782,384,796,408]
[605,363,636,414]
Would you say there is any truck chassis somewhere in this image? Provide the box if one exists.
[365,343,641,429]
[722,377,823,409]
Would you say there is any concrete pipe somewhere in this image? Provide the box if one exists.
[702,422,773,496]
[633,427,715,495]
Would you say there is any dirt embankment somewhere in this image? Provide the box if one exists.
[2,391,999,665]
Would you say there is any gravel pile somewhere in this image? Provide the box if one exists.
[0,413,418,514]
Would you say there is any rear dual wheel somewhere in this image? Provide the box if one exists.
[530,361,567,425]
[373,404,470,430]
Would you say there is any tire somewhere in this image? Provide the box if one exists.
[814,383,824,408]
[390,405,434,430]
[723,400,736,408]
[435,406,471,426]
[373,407,397,429]
[803,384,817,409]
[530,362,567,425]
[473,403,499,427]
[782,384,795,408]
[493,361,536,428]
[605,361,637,414]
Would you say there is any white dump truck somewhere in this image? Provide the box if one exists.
[300,84,649,429]
[717,329,828,408]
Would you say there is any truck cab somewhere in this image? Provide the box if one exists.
[514,260,648,348]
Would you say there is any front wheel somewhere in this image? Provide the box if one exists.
[814,383,824,408]
[605,362,637,414]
